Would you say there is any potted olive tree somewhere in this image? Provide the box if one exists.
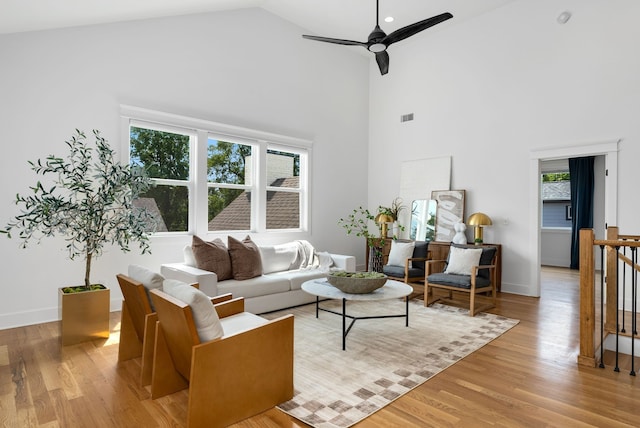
[2,129,156,345]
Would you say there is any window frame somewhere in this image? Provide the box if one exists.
[120,105,311,237]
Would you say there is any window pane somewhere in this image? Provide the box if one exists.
[130,127,190,180]
[208,187,250,231]
[208,139,251,185]
[267,150,299,188]
[266,191,299,229]
[136,185,189,232]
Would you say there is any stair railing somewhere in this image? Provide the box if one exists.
[578,227,640,375]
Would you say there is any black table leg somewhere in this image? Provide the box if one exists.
[342,298,346,351]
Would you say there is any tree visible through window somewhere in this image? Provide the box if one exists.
[126,115,308,235]
[130,127,190,232]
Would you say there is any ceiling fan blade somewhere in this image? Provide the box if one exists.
[383,12,453,46]
[375,51,389,75]
[302,34,367,47]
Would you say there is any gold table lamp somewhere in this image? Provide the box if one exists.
[375,213,394,238]
[467,212,492,244]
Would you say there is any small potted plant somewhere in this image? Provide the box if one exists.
[378,197,407,239]
[1,129,157,345]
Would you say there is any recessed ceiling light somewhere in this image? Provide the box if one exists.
[384,16,394,23]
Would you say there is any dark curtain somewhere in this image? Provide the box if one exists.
[569,156,595,269]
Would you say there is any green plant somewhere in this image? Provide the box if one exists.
[387,197,406,222]
[338,206,385,249]
[2,129,157,290]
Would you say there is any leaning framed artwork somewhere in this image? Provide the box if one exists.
[431,190,466,242]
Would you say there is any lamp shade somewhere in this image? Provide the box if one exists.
[467,212,492,226]
[374,213,394,224]
[467,212,492,244]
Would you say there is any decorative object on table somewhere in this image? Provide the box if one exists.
[1,129,156,345]
[265,300,519,428]
[338,206,386,272]
[467,212,492,244]
[374,212,394,238]
[327,271,387,294]
[431,189,466,242]
[452,222,467,244]
[410,199,437,241]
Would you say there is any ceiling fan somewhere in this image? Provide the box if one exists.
[302,0,453,75]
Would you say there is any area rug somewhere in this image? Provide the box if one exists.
[262,299,519,428]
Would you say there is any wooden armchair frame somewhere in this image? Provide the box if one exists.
[149,289,294,428]
[117,274,231,386]
[424,250,497,317]
[116,274,158,386]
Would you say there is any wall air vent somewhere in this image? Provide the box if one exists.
[400,113,414,123]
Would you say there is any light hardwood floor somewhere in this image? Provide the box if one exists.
[1,267,639,427]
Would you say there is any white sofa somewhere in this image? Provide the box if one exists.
[161,241,355,314]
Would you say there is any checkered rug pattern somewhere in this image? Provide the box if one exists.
[263,300,519,428]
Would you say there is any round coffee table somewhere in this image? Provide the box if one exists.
[301,278,413,350]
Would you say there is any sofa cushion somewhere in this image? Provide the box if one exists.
[387,240,415,267]
[270,269,327,291]
[217,275,291,299]
[191,236,232,281]
[445,246,482,276]
[228,235,263,280]
[162,279,224,342]
[259,242,300,274]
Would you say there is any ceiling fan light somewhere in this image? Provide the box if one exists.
[369,43,386,53]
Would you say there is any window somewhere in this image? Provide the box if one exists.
[541,171,571,228]
[122,106,310,236]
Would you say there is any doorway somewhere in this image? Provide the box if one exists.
[529,140,619,297]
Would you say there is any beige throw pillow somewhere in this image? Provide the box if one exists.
[387,241,415,267]
[228,235,263,280]
[191,236,232,281]
[445,246,483,276]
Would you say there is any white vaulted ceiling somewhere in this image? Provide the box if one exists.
[1,0,516,36]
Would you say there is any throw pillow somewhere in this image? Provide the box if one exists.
[127,264,164,310]
[445,246,483,276]
[228,235,263,280]
[191,236,232,281]
[162,279,224,342]
[387,241,415,267]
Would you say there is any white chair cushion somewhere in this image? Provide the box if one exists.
[128,264,164,310]
[220,312,268,337]
[387,241,415,267]
[128,264,164,291]
[445,246,483,276]
[163,279,224,342]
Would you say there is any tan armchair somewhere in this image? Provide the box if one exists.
[117,272,231,386]
[149,287,294,428]
[424,244,497,316]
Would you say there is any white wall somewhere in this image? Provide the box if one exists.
[0,8,370,328]
[368,0,640,296]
